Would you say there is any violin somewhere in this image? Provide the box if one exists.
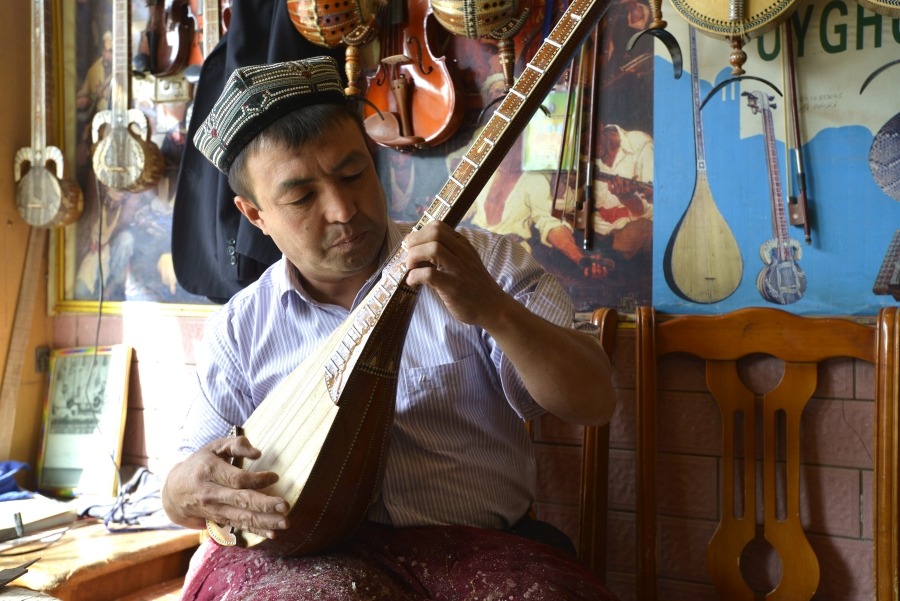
[361,0,463,151]
[133,0,196,76]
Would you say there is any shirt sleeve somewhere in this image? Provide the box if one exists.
[470,229,585,421]
[175,308,251,455]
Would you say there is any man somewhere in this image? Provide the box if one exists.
[162,57,618,600]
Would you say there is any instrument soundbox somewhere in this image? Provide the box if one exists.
[857,0,900,16]
[15,0,83,228]
[667,0,799,75]
[664,26,743,304]
[91,0,164,192]
[206,0,613,556]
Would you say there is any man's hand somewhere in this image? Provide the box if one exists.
[161,436,290,540]
[403,221,509,327]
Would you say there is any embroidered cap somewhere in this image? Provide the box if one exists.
[193,56,347,175]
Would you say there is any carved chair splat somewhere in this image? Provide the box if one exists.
[634,306,898,601]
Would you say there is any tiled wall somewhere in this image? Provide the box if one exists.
[53,314,876,600]
[532,326,877,601]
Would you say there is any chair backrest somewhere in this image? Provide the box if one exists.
[633,306,898,600]
[528,307,617,583]
[578,307,618,580]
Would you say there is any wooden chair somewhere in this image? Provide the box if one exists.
[633,306,898,600]
[529,307,617,583]
[579,307,618,580]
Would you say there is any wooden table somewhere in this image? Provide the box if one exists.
[0,522,200,601]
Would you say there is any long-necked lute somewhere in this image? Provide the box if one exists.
[15,0,83,228]
[206,0,611,556]
[91,0,164,191]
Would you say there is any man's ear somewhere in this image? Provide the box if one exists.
[234,196,268,235]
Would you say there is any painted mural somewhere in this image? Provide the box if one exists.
[654,0,900,316]
[57,0,897,316]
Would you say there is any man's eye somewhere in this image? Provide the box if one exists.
[343,172,364,183]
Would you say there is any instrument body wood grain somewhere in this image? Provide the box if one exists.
[665,27,742,304]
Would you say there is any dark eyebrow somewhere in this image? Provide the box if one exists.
[275,150,369,195]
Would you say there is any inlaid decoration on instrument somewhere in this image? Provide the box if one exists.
[861,57,900,203]
[873,229,900,301]
[669,0,799,75]
[664,26,743,304]
[743,89,807,305]
[286,0,380,97]
[207,0,613,557]
[430,0,531,95]
[91,0,165,192]
[856,0,900,16]
[15,0,83,228]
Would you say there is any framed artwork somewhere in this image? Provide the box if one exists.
[53,0,215,315]
[37,345,132,497]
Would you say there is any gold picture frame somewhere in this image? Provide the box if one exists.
[52,0,215,316]
[37,345,132,497]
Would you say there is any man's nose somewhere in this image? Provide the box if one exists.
[322,189,357,223]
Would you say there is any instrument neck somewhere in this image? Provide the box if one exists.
[31,0,49,151]
[689,27,707,173]
[759,97,790,252]
[112,0,131,119]
[202,0,219,57]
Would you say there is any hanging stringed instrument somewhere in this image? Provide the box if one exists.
[92,0,164,192]
[15,0,83,228]
[286,0,381,97]
[743,89,806,305]
[205,0,612,556]
[856,0,900,16]
[664,26,743,304]
[668,0,798,75]
[429,0,531,94]
[133,0,196,77]
[360,0,464,151]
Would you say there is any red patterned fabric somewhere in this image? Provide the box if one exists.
[181,522,619,600]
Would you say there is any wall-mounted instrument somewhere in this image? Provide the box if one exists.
[361,0,464,151]
[14,0,83,228]
[133,0,196,76]
[430,0,531,94]
[183,0,227,83]
[856,0,900,17]
[199,0,224,58]
[92,0,164,192]
[873,229,900,301]
[204,0,612,556]
[664,26,743,304]
[860,60,900,203]
[668,0,797,75]
[743,88,806,305]
[286,0,380,96]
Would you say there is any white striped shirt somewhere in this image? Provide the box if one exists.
[178,220,592,529]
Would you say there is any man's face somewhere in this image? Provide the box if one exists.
[237,116,388,294]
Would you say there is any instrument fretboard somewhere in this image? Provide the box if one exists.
[323,0,611,400]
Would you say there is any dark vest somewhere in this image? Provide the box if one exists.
[172,0,343,302]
